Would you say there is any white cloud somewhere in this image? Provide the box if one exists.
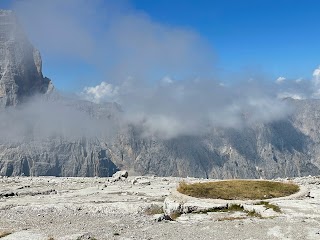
[161,76,174,84]
[277,92,305,100]
[82,82,119,103]
[276,76,286,84]
[81,78,292,139]
[313,66,320,78]
[14,0,316,139]
[311,66,320,98]
[312,66,320,85]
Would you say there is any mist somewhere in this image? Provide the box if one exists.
[82,77,294,139]
[0,96,118,142]
[4,0,318,140]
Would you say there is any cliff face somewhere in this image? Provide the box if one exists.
[109,111,320,179]
[0,98,121,177]
[0,137,119,177]
[0,10,52,107]
[0,10,320,179]
[0,101,319,179]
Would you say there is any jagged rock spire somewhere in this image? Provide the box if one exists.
[0,10,53,107]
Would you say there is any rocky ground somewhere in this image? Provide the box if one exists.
[0,175,320,240]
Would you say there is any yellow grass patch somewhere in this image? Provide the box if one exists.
[177,180,299,200]
[0,231,11,238]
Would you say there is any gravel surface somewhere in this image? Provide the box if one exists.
[0,176,320,240]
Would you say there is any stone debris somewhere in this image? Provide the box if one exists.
[0,176,319,240]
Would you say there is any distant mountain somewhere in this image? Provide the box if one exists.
[0,10,319,179]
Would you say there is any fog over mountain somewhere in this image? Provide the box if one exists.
[0,2,320,178]
[12,0,318,138]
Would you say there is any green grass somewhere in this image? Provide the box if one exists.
[227,204,244,212]
[197,204,244,213]
[177,180,299,200]
[196,204,264,219]
[255,201,281,213]
[246,209,262,218]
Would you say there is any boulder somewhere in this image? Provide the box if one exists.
[112,170,128,181]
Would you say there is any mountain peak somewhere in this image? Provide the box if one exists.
[0,9,53,107]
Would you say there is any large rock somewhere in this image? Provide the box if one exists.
[0,10,52,107]
[112,170,128,181]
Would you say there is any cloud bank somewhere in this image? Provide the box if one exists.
[8,0,320,139]
[0,96,118,142]
[81,77,291,139]
[80,65,320,138]
[13,0,214,82]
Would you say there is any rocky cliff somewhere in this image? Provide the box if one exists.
[0,10,52,107]
[109,110,320,179]
[0,10,320,179]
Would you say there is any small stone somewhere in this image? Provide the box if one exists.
[131,179,138,185]
[138,180,151,186]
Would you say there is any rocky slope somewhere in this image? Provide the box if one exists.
[0,10,320,179]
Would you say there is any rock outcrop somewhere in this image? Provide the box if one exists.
[0,10,52,107]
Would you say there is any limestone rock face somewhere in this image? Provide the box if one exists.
[108,109,320,179]
[0,10,52,107]
[0,137,119,177]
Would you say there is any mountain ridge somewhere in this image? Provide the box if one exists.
[0,10,320,179]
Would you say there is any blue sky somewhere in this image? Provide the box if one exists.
[1,0,320,92]
[131,0,319,78]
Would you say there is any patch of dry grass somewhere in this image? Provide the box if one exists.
[256,201,281,213]
[169,212,181,220]
[217,216,247,221]
[246,209,262,218]
[197,204,244,213]
[0,231,12,238]
[144,204,164,215]
[177,180,299,200]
